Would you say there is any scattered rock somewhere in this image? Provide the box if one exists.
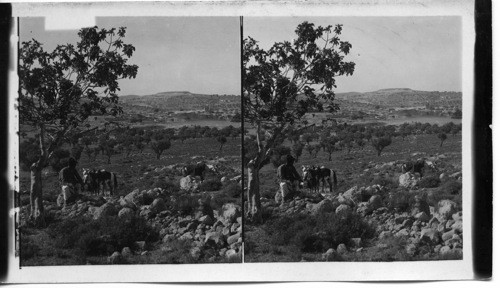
[118,207,134,220]
[322,248,343,261]
[438,200,458,220]
[150,198,166,215]
[335,204,351,214]
[108,252,124,264]
[93,203,118,220]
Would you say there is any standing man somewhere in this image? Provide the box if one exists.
[29,156,45,226]
[58,157,84,207]
[277,155,302,206]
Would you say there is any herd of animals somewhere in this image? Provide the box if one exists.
[78,157,436,198]
[297,157,437,195]
[80,162,212,196]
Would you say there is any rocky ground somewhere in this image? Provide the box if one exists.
[247,152,463,262]
[19,160,242,265]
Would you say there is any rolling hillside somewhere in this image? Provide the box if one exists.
[120,91,240,112]
[336,88,461,108]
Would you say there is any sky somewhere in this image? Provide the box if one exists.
[20,17,241,96]
[244,17,462,93]
[19,16,462,96]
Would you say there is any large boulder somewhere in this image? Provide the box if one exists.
[420,228,441,245]
[221,203,241,224]
[411,195,431,217]
[108,251,125,264]
[118,207,134,220]
[438,200,458,220]
[94,203,118,220]
[367,195,383,212]
[343,186,361,202]
[335,204,351,215]
[180,176,201,192]
[399,172,418,188]
[150,198,166,215]
[119,196,137,210]
[124,189,145,206]
[322,248,343,261]
[310,199,336,215]
[204,231,225,247]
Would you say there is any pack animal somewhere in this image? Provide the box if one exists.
[182,162,209,181]
[82,168,118,196]
[302,165,338,194]
[401,159,436,177]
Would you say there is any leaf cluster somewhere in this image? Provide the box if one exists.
[243,22,355,127]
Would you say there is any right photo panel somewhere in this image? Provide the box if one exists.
[243,17,463,262]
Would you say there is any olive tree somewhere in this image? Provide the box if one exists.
[19,26,138,226]
[243,22,355,222]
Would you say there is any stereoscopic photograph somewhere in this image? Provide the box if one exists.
[243,16,464,263]
[17,16,242,265]
[4,0,484,283]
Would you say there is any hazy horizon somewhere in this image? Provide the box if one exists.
[20,17,241,96]
[245,17,462,93]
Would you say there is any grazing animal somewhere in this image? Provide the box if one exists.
[302,165,338,194]
[401,158,435,177]
[302,166,320,193]
[82,168,117,196]
[182,162,209,181]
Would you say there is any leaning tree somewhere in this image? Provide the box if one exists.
[19,26,138,226]
[243,22,355,222]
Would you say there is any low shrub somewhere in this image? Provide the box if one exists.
[47,215,158,257]
[168,194,201,216]
[153,178,180,194]
[20,237,39,261]
[384,189,415,212]
[221,182,241,198]
[199,178,222,192]
[316,210,376,251]
[371,175,398,190]
[264,210,375,253]
[419,174,441,188]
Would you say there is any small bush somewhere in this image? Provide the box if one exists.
[385,190,411,212]
[440,179,462,195]
[419,174,440,188]
[47,215,158,256]
[20,237,39,261]
[153,178,180,194]
[222,182,242,198]
[371,175,398,190]
[169,194,201,216]
[264,211,375,253]
[317,210,376,251]
[427,180,462,210]
[199,178,222,192]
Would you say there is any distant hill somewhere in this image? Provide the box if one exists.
[336,88,461,108]
[120,91,240,112]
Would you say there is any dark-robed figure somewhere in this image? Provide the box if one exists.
[277,155,302,205]
[58,157,84,207]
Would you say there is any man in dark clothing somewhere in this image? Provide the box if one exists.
[58,157,84,207]
[277,155,302,205]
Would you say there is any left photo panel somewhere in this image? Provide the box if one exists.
[17,16,243,265]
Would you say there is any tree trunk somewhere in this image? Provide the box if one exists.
[30,124,47,227]
[246,163,262,223]
[440,140,444,147]
[30,161,45,227]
